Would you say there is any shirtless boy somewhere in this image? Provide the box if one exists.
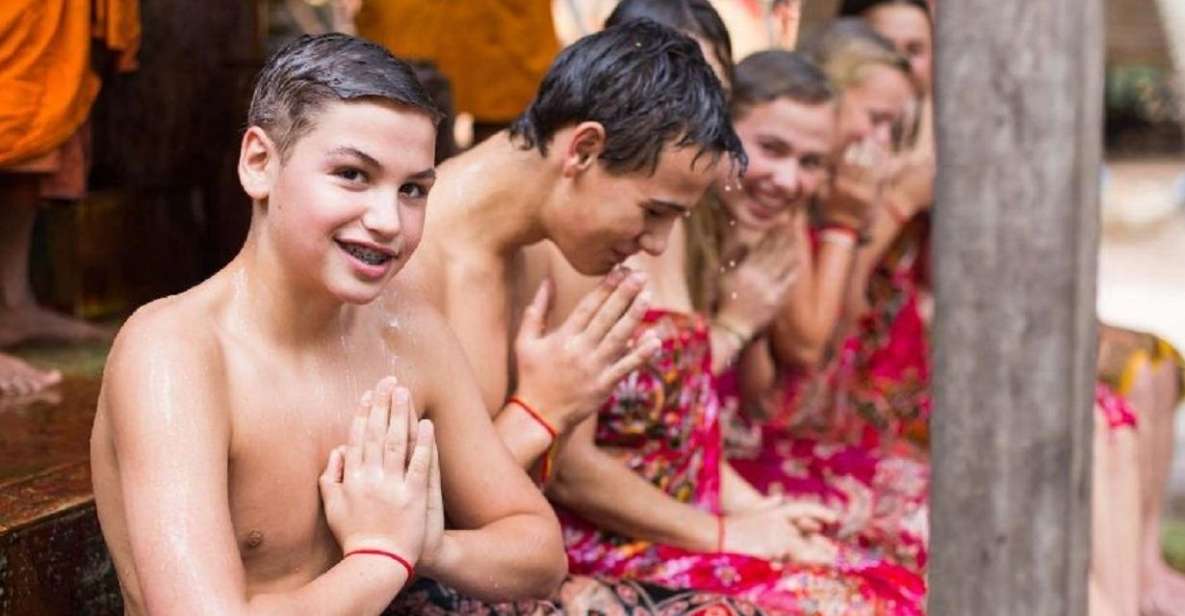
[401,20,744,469]
[90,34,565,615]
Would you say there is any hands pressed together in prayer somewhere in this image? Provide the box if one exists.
[715,223,802,347]
[826,137,888,231]
[320,377,442,578]
[512,268,662,434]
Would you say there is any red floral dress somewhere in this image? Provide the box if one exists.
[556,310,926,615]
[727,228,931,576]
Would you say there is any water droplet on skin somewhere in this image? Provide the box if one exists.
[728,219,737,227]
[727,259,738,268]
[730,292,738,300]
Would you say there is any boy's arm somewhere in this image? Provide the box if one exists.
[104,324,409,616]
[547,415,720,551]
[549,416,839,564]
[417,312,568,600]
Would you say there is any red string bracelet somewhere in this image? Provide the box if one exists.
[345,548,415,581]
[508,396,559,484]
[508,396,558,441]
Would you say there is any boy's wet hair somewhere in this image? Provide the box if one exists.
[248,33,442,160]
[605,0,735,88]
[732,50,836,118]
[508,19,745,175]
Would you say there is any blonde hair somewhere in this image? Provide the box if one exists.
[806,18,922,147]
[805,18,916,94]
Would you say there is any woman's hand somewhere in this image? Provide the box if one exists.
[715,223,801,341]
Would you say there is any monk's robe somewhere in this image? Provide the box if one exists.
[0,0,140,168]
[355,0,558,124]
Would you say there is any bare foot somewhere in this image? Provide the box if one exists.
[0,303,112,347]
[1142,552,1185,616]
[0,352,62,397]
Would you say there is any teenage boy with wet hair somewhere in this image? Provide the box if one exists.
[91,34,566,616]
[400,20,744,474]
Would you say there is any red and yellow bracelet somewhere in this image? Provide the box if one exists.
[508,396,559,483]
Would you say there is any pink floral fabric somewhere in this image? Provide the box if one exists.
[727,232,931,576]
[556,310,926,615]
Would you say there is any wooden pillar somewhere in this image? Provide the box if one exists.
[929,0,1103,613]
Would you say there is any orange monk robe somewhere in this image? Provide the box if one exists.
[0,0,140,167]
[356,0,559,124]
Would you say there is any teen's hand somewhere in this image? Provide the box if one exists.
[414,422,449,575]
[885,146,935,219]
[320,377,435,566]
[723,500,838,564]
[825,137,886,229]
[715,224,800,341]
[512,269,661,434]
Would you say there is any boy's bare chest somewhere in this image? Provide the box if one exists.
[221,354,415,582]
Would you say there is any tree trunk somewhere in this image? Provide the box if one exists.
[929,0,1102,613]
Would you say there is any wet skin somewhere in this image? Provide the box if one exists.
[401,126,713,414]
[90,99,564,615]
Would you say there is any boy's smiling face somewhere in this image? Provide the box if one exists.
[243,98,437,305]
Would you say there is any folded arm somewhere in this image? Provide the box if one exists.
[547,415,719,552]
[104,323,407,616]
[420,314,567,600]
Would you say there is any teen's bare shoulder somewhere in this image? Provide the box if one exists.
[377,280,474,393]
[101,284,229,422]
[378,278,457,348]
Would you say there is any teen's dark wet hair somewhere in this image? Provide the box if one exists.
[248,33,442,160]
[604,0,735,87]
[508,19,745,175]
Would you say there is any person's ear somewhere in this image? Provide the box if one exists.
[560,121,607,178]
[238,126,280,202]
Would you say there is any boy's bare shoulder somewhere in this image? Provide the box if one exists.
[380,278,456,345]
[102,289,227,417]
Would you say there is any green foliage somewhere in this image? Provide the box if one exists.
[1106,65,1180,123]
